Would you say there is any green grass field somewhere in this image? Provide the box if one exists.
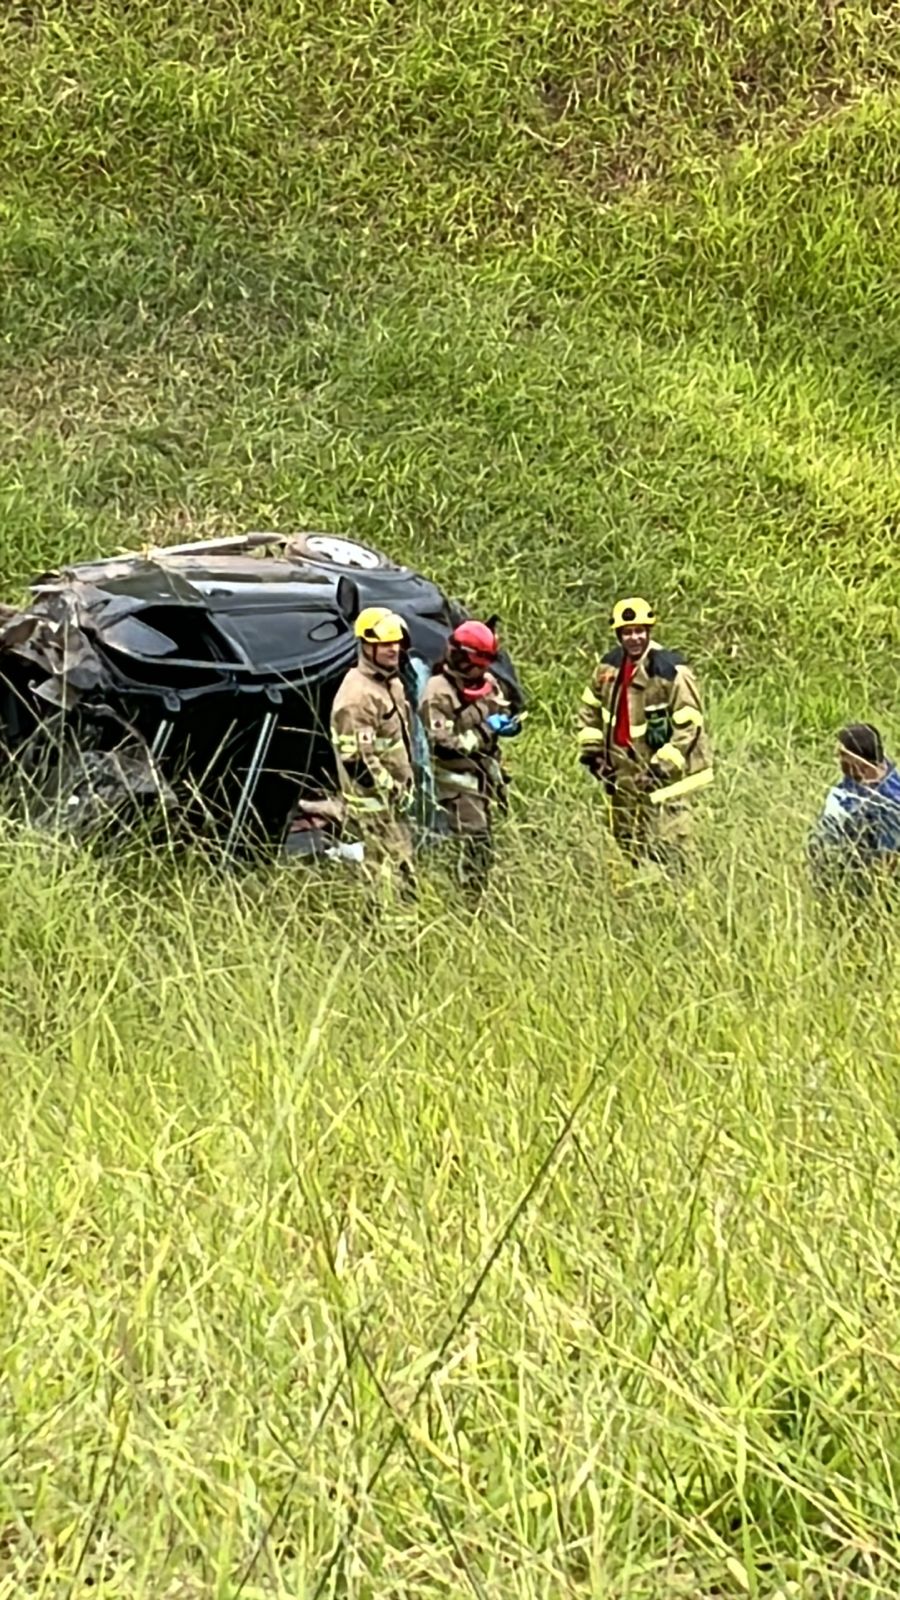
[4,3,900,1594]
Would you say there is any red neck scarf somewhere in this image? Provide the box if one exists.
[613,654,636,747]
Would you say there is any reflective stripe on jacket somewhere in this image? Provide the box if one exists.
[420,669,507,802]
[577,639,712,803]
[330,656,414,816]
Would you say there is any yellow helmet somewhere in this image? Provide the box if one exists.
[610,596,655,631]
[354,606,407,645]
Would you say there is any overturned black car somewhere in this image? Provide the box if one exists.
[0,531,524,862]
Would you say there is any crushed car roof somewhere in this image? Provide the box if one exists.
[29,535,362,609]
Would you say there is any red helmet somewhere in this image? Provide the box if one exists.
[449,620,498,670]
[447,620,498,700]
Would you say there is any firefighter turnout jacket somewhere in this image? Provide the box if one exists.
[330,656,414,819]
[577,640,712,805]
[420,670,508,811]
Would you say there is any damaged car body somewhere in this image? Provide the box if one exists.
[0,531,524,861]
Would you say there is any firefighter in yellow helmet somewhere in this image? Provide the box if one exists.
[330,606,416,894]
[577,597,712,871]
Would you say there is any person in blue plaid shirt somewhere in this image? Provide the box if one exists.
[808,723,900,902]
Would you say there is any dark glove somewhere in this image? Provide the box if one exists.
[635,764,666,793]
[485,712,521,738]
[579,752,607,777]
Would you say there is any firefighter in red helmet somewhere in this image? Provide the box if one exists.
[420,619,521,897]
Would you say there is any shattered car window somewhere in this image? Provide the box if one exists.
[100,617,182,659]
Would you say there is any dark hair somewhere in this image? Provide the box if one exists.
[838,723,884,766]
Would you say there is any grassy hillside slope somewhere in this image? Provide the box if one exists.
[3,3,900,1595]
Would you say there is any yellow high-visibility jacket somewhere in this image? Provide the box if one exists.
[577,640,712,805]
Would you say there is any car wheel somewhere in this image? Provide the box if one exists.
[287,532,399,571]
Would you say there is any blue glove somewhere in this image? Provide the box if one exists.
[486,712,521,738]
